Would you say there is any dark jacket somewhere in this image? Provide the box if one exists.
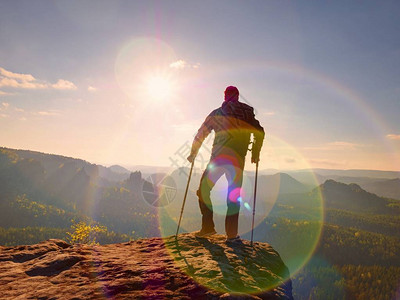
[190,100,265,160]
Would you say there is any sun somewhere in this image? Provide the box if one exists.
[146,75,173,101]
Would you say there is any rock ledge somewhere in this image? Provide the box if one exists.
[0,234,293,299]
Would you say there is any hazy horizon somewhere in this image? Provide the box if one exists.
[1,1,400,171]
[3,145,400,174]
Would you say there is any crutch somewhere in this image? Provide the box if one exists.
[250,160,259,247]
[175,160,195,239]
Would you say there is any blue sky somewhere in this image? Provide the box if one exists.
[0,1,399,171]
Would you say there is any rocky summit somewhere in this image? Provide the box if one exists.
[0,233,293,299]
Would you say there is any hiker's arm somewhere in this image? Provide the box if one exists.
[187,114,213,163]
[250,111,265,163]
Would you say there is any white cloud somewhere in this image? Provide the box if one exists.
[326,141,360,149]
[0,74,46,89]
[0,67,35,82]
[169,60,200,70]
[0,90,14,96]
[35,110,61,116]
[309,159,347,168]
[386,134,400,140]
[52,79,77,90]
[0,101,61,120]
[303,141,363,151]
[170,60,186,69]
[263,111,276,116]
[0,67,77,90]
[88,86,97,92]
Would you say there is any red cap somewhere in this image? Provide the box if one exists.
[224,86,239,101]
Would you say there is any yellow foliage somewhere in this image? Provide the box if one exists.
[66,220,107,245]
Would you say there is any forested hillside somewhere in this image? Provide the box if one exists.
[261,180,400,299]
[0,147,399,298]
[0,147,158,244]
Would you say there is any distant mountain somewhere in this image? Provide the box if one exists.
[257,173,312,199]
[316,180,399,215]
[2,147,89,175]
[283,170,400,200]
[283,171,325,186]
[168,169,311,204]
[260,169,400,189]
[0,147,131,183]
[324,176,400,200]
[126,165,174,177]
[330,176,387,186]
[358,178,400,200]
[308,168,400,179]
[97,165,130,182]
[108,165,131,174]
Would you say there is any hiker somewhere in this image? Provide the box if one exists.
[187,86,265,240]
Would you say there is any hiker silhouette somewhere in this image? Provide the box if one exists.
[187,86,265,240]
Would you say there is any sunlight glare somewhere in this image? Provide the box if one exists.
[146,75,173,101]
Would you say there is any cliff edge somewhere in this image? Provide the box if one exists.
[0,233,293,299]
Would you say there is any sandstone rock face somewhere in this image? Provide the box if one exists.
[0,234,293,299]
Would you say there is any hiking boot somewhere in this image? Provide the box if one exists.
[194,229,217,238]
[226,235,241,243]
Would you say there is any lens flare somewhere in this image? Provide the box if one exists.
[159,134,324,294]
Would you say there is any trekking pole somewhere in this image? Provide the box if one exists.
[250,160,259,247]
[175,160,195,239]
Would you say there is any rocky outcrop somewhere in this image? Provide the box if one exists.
[0,234,293,299]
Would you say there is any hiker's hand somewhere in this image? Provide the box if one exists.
[187,154,196,163]
[251,156,259,164]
